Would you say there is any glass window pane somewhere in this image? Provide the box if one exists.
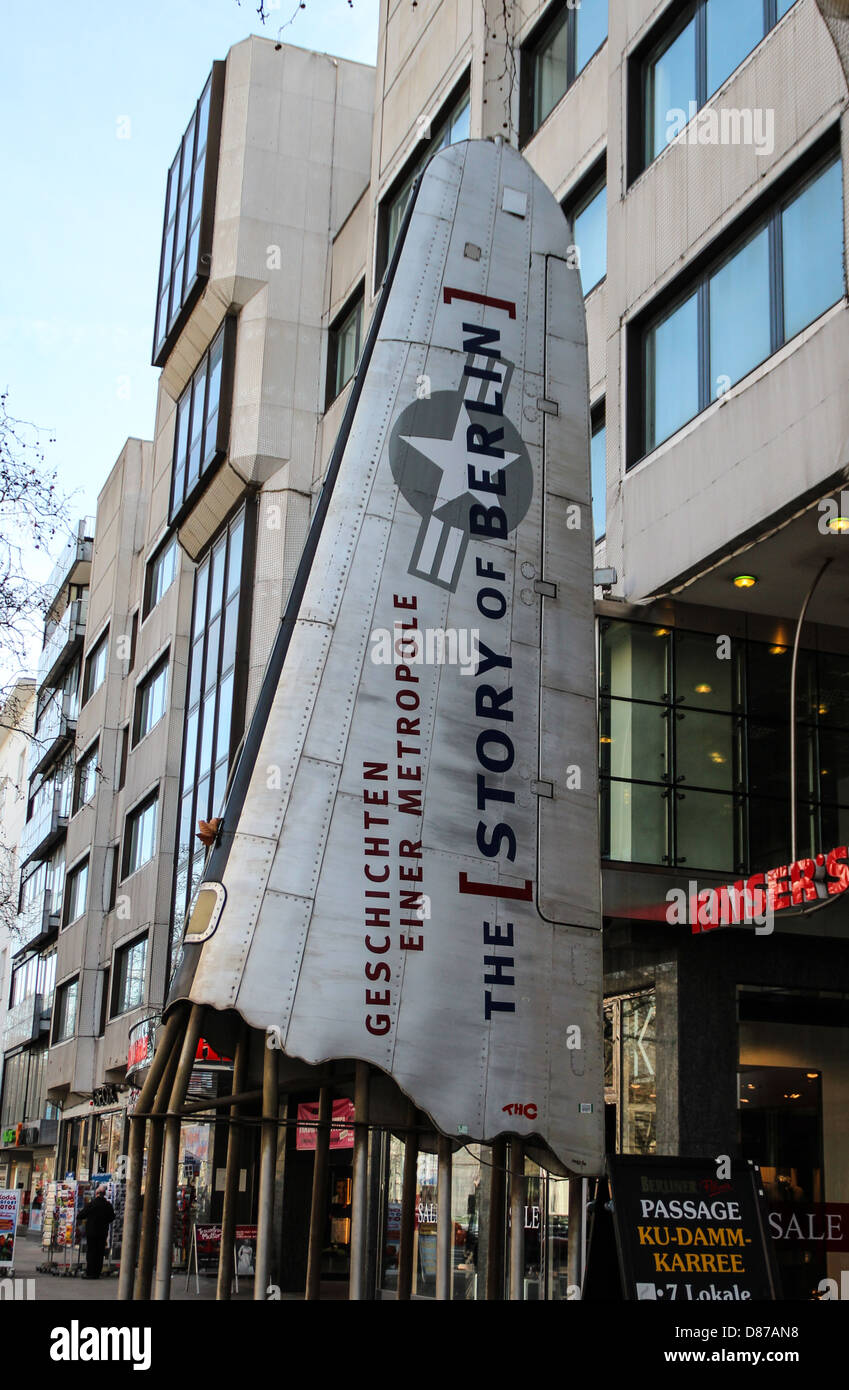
[602,780,669,864]
[747,642,815,722]
[782,159,845,341]
[776,0,797,17]
[221,596,239,674]
[648,19,696,162]
[706,0,765,99]
[676,709,737,791]
[227,516,244,599]
[709,227,771,397]
[573,183,606,294]
[199,691,216,775]
[216,673,234,763]
[534,11,568,129]
[817,652,849,728]
[676,788,736,871]
[210,538,226,617]
[675,629,738,711]
[590,418,606,540]
[193,561,209,639]
[600,621,669,703]
[621,993,656,1155]
[600,699,668,783]
[576,0,608,74]
[818,729,849,806]
[646,290,699,450]
[449,97,470,143]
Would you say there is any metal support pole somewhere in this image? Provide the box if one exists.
[134,1036,182,1300]
[436,1135,452,1301]
[397,1102,418,1300]
[153,1004,205,1301]
[509,1139,525,1301]
[118,1008,184,1301]
[216,1025,250,1300]
[305,1086,332,1300]
[254,1042,279,1300]
[486,1137,506,1300]
[349,1061,370,1300]
[791,558,831,860]
[566,1173,585,1297]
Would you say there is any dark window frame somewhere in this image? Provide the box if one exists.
[375,73,471,282]
[627,135,844,467]
[121,790,160,882]
[52,976,79,1045]
[562,154,607,297]
[143,533,179,619]
[520,0,608,144]
[63,856,89,929]
[325,286,364,408]
[629,0,800,185]
[132,649,171,748]
[152,63,225,367]
[72,738,99,815]
[590,398,607,543]
[110,932,149,1019]
[82,627,109,706]
[169,316,237,525]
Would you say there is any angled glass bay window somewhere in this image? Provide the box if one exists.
[53,977,78,1044]
[112,934,148,1016]
[170,320,233,520]
[639,149,844,459]
[73,741,99,814]
[153,66,224,365]
[590,406,606,541]
[144,534,178,618]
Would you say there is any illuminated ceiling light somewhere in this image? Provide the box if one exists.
[740,1098,749,1103]
[818,705,829,716]
[789,1092,801,1100]
[654,627,670,637]
[709,751,725,764]
[827,515,849,533]
[599,735,612,744]
[769,646,786,656]
[695,683,712,694]
[747,1083,756,1090]
[733,574,757,589]
[806,1072,818,1079]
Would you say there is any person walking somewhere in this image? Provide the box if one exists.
[78,1185,115,1279]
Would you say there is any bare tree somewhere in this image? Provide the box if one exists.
[0,390,68,679]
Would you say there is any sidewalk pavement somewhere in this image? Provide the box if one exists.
[6,1231,256,1302]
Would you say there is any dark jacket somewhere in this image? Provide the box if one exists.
[78,1195,115,1237]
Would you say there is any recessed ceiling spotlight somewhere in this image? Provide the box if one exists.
[733,575,757,589]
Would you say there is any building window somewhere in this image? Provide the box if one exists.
[133,653,170,747]
[326,291,363,406]
[111,935,148,1017]
[122,793,158,879]
[53,977,78,1044]
[73,741,99,814]
[604,989,657,1154]
[63,857,89,927]
[564,168,606,296]
[600,619,849,874]
[639,0,799,174]
[116,725,129,792]
[379,82,471,277]
[143,534,179,618]
[173,506,251,941]
[82,629,109,704]
[636,150,843,460]
[170,320,233,521]
[590,403,606,541]
[523,0,608,139]
[153,66,224,365]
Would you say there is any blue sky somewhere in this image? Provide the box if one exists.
[1,0,379,578]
